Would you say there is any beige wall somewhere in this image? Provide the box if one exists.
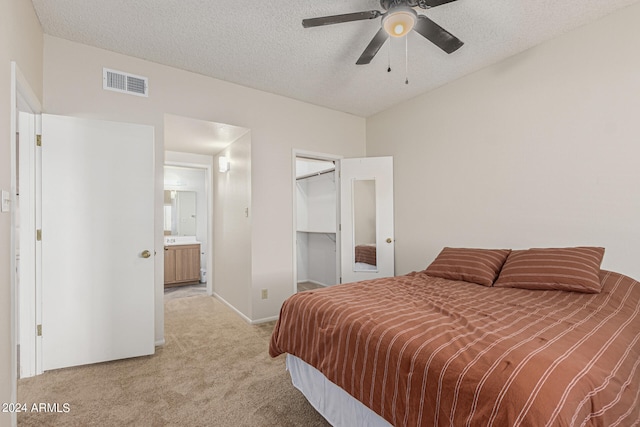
[214,133,252,317]
[366,3,640,280]
[42,36,366,329]
[0,1,43,425]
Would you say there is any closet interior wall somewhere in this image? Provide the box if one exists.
[296,160,338,287]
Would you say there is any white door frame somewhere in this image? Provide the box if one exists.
[10,61,43,424]
[164,154,214,296]
[17,111,40,378]
[292,149,342,295]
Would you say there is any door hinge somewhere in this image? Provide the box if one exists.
[339,224,341,231]
[36,134,42,147]
[36,324,42,336]
[36,229,42,241]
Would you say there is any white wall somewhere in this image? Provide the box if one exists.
[307,233,338,286]
[42,36,366,328]
[297,173,337,232]
[0,1,43,425]
[296,171,338,287]
[366,3,640,281]
[213,133,252,317]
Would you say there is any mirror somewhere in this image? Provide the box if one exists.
[352,179,377,272]
[164,190,197,236]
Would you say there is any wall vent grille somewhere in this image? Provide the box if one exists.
[103,68,148,97]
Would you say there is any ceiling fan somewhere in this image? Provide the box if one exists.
[302,0,464,65]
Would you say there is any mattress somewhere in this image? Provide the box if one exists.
[270,270,640,426]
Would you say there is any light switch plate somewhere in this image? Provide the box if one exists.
[1,190,10,213]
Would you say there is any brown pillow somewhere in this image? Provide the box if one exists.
[493,247,605,293]
[424,247,512,287]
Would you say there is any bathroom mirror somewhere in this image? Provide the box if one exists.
[164,190,197,236]
[352,179,377,272]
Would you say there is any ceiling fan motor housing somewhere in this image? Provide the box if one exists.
[380,0,424,10]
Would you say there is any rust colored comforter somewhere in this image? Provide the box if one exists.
[270,270,640,426]
[355,244,377,265]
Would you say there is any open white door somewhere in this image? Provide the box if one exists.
[41,114,155,371]
[340,156,394,284]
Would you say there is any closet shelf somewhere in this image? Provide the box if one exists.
[297,229,336,234]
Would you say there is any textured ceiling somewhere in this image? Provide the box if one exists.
[31,0,638,117]
[164,114,249,156]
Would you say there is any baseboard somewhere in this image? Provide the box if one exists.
[213,292,253,324]
[251,315,279,325]
[297,279,328,287]
[307,280,328,287]
[155,338,165,347]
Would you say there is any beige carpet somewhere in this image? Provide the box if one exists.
[18,295,331,426]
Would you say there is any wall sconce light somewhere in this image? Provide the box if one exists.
[218,156,230,173]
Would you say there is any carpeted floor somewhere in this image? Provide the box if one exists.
[17,295,331,426]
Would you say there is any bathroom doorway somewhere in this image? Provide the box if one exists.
[163,164,209,299]
[163,114,250,301]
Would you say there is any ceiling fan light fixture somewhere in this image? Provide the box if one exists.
[382,7,417,38]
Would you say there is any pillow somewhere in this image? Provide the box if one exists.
[493,247,605,293]
[424,247,512,287]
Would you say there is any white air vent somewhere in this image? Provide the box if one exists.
[103,68,148,97]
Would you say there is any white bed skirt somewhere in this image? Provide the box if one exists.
[286,354,392,427]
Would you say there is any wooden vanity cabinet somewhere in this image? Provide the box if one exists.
[164,243,201,287]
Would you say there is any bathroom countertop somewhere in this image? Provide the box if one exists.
[164,237,201,246]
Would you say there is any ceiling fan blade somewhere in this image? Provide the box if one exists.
[413,15,463,54]
[302,10,382,28]
[419,0,459,7]
[356,28,389,65]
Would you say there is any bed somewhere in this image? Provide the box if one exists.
[355,244,377,266]
[270,247,640,426]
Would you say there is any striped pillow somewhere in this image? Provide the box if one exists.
[493,247,605,293]
[424,247,512,287]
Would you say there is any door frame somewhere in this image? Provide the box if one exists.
[10,61,43,421]
[163,154,214,296]
[291,149,342,295]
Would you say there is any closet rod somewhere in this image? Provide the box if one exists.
[296,168,335,181]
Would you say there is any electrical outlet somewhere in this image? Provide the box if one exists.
[261,289,268,299]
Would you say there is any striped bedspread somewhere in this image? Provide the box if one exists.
[355,244,377,266]
[269,270,640,426]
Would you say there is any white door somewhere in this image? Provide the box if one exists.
[340,156,394,284]
[41,114,155,371]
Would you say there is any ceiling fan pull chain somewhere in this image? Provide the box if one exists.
[388,40,392,72]
[405,35,409,84]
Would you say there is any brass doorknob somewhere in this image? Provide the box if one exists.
[141,250,152,258]
[386,238,392,243]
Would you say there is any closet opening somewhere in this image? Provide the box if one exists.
[293,152,341,294]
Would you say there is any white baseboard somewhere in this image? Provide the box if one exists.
[213,292,253,324]
[154,338,165,347]
[251,315,279,325]
[298,279,328,287]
